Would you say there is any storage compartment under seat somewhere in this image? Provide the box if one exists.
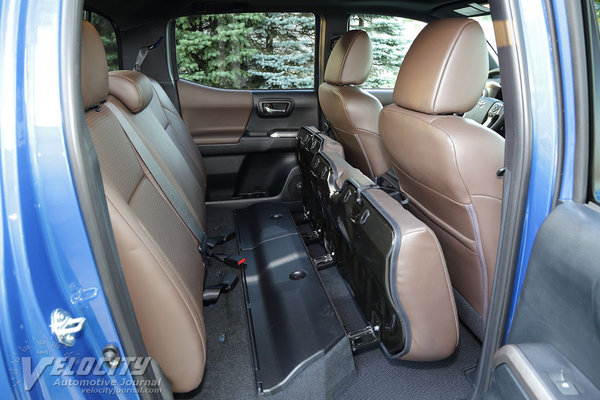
[235,202,353,395]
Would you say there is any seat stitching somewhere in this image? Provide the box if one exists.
[115,74,143,111]
[106,194,206,357]
[338,31,360,83]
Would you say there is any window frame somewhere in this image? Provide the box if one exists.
[174,12,320,91]
[585,1,600,204]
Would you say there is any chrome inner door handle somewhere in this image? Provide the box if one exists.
[264,106,287,114]
[257,100,293,117]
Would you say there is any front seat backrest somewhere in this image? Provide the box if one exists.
[379,18,504,339]
[318,30,390,179]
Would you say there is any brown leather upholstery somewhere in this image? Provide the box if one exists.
[109,70,153,113]
[393,19,489,115]
[319,30,390,179]
[324,30,372,85]
[368,189,458,361]
[149,79,207,192]
[81,21,108,109]
[316,149,459,360]
[108,73,207,228]
[177,79,252,145]
[380,18,504,338]
[81,21,206,392]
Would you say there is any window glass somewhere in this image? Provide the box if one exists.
[472,15,497,54]
[175,13,316,89]
[89,12,119,71]
[348,15,426,88]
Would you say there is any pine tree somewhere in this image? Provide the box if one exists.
[176,14,266,88]
[350,15,425,88]
[247,13,315,89]
[91,13,119,71]
[175,13,315,89]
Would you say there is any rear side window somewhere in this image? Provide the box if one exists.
[348,14,426,88]
[175,13,316,90]
[89,12,119,71]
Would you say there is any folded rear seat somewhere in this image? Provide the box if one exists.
[81,21,206,392]
[297,126,344,231]
[312,144,459,360]
[309,150,372,255]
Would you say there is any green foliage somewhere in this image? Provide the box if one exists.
[349,15,425,88]
[91,12,426,90]
[90,13,119,71]
[175,13,315,89]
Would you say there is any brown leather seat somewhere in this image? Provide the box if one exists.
[379,18,505,338]
[81,21,206,392]
[318,30,390,179]
[107,70,207,229]
[315,154,458,360]
[147,77,207,192]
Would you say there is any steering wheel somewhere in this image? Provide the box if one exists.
[463,97,505,136]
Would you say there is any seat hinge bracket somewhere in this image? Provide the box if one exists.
[348,313,381,352]
[301,229,321,243]
[313,253,335,270]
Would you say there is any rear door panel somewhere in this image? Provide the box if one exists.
[486,203,600,399]
[178,79,318,201]
[177,80,252,145]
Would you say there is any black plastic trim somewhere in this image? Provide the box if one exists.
[235,202,346,395]
[198,137,297,156]
[473,0,535,397]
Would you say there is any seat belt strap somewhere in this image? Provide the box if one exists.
[104,102,208,254]
[133,36,163,71]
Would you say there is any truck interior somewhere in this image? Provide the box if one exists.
[57,0,600,398]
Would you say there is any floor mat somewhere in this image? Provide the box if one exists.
[318,267,482,400]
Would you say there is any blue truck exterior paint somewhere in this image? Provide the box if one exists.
[0,0,140,398]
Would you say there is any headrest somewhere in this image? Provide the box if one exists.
[81,21,109,110]
[108,71,153,114]
[324,30,372,85]
[393,18,488,115]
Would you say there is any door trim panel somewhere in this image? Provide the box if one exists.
[177,79,252,144]
[493,345,553,399]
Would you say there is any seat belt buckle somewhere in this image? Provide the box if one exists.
[206,229,236,249]
[211,253,247,268]
[223,254,247,268]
